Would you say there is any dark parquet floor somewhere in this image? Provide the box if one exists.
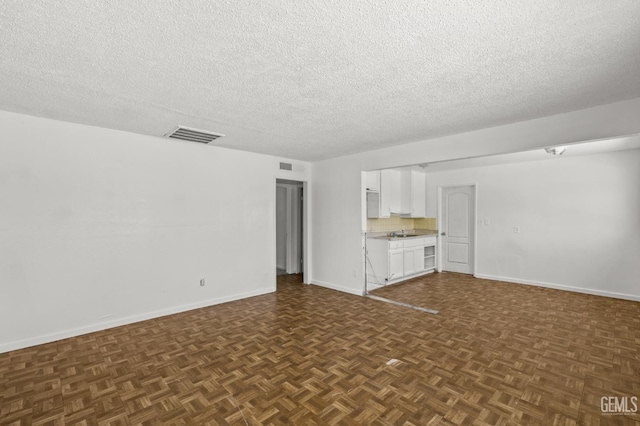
[1,272,639,425]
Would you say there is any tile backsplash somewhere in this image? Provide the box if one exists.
[414,217,437,230]
[367,217,437,232]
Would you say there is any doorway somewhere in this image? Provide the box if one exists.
[276,179,304,277]
[439,185,476,274]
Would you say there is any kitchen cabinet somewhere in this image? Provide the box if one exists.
[366,236,437,288]
[366,238,400,286]
[365,170,380,191]
[365,170,380,219]
[389,248,404,281]
[365,169,398,218]
[403,246,424,276]
[403,237,425,275]
[400,167,426,218]
[366,168,419,218]
[380,169,400,218]
[366,191,381,218]
[422,236,437,271]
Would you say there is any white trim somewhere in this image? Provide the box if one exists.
[287,185,302,274]
[311,280,365,296]
[286,185,294,273]
[302,180,311,284]
[275,178,310,283]
[0,287,274,354]
[436,186,442,272]
[475,274,640,302]
[274,181,283,286]
[361,172,368,294]
[473,184,478,275]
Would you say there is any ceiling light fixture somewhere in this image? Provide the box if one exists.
[544,146,567,155]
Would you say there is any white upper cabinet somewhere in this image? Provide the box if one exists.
[380,169,400,217]
[366,167,424,218]
[399,166,426,218]
[365,170,380,191]
[366,170,383,218]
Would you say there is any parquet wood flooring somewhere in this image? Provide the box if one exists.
[1,272,639,425]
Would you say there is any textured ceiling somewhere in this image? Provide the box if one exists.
[1,1,639,161]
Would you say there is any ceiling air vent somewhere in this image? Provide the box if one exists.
[279,162,293,171]
[164,126,224,144]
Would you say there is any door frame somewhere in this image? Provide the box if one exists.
[274,178,309,281]
[275,185,288,271]
[437,184,478,276]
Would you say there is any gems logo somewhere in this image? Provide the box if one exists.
[601,396,638,415]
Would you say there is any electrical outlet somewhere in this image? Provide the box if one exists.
[514,226,520,234]
[353,269,358,277]
[200,279,205,286]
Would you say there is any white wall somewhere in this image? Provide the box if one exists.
[426,149,640,300]
[310,157,367,295]
[0,110,310,353]
[311,98,640,296]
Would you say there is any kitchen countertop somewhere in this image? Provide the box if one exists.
[368,229,438,240]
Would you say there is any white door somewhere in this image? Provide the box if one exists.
[441,185,475,274]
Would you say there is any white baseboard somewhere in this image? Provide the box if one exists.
[311,279,364,296]
[474,274,640,302]
[0,287,275,355]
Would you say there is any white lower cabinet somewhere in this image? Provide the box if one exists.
[403,238,426,276]
[366,236,437,287]
[403,246,424,276]
[389,249,404,281]
[424,244,436,270]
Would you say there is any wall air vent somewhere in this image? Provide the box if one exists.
[279,162,293,171]
[164,126,224,144]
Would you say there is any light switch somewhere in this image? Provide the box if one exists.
[484,219,490,226]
